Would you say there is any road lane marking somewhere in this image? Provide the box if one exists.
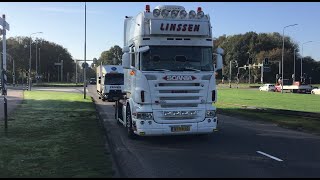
[256,151,283,162]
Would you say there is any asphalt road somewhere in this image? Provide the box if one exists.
[85,85,320,178]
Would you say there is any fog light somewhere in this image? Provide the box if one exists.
[148,121,152,125]
[153,9,160,17]
[140,121,145,125]
[179,10,187,18]
[208,119,211,123]
[189,10,196,19]
[206,110,216,117]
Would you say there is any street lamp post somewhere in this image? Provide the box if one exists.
[28,32,43,91]
[84,2,87,99]
[57,54,62,82]
[301,41,312,83]
[293,48,297,83]
[281,24,298,93]
[39,47,41,82]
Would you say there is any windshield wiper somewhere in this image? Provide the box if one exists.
[148,68,171,72]
[180,67,201,72]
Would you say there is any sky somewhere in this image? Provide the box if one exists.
[1,2,320,63]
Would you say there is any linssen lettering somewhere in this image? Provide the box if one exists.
[160,23,200,32]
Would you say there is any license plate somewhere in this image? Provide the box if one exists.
[171,126,190,132]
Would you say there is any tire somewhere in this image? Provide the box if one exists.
[126,105,136,139]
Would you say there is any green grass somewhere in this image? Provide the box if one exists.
[216,88,320,113]
[0,91,113,178]
[216,89,320,134]
[33,82,84,87]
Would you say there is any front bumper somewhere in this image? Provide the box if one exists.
[132,117,218,136]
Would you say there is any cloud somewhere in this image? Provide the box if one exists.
[39,7,104,15]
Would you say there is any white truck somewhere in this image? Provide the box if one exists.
[96,65,125,101]
[275,79,312,93]
[115,5,224,138]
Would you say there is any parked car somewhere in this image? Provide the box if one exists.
[89,78,96,85]
[259,84,275,92]
[311,87,320,95]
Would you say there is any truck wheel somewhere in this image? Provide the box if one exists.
[126,105,136,139]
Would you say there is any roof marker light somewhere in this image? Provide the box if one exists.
[146,5,150,12]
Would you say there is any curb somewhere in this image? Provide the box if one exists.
[90,96,124,178]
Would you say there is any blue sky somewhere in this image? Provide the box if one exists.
[1,2,320,62]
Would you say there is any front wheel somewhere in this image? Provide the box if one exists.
[126,105,136,139]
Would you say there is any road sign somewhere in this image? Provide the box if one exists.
[82,62,88,68]
[0,17,9,30]
[263,66,271,72]
[54,62,62,66]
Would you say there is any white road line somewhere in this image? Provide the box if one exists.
[256,151,283,162]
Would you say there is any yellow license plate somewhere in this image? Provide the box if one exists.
[171,126,190,132]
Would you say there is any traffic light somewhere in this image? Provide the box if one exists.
[264,58,269,65]
[248,57,253,64]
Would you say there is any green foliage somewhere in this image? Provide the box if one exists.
[96,45,123,66]
[214,32,320,83]
[1,36,75,83]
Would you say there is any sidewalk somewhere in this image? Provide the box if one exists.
[0,89,23,121]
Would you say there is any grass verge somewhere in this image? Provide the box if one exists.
[0,91,113,178]
[216,88,320,135]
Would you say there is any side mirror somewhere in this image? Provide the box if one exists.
[122,46,130,53]
[98,80,101,84]
[215,54,223,71]
[122,52,130,69]
[213,47,224,71]
[138,46,150,53]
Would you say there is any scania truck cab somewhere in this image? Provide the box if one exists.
[115,5,224,138]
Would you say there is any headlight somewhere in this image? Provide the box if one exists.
[161,9,169,18]
[179,10,187,18]
[153,9,160,17]
[189,10,196,19]
[136,112,153,120]
[197,11,204,18]
[206,110,216,117]
[171,10,179,18]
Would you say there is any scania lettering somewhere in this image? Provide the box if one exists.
[114,5,224,138]
[96,65,125,101]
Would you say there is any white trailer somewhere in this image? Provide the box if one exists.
[115,5,224,138]
[96,65,125,101]
[275,80,312,93]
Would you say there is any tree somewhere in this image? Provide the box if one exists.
[212,32,320,84]
[96,45,123,66]
[1,36,75,83]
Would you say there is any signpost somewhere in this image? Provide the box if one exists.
[1,14,10,133]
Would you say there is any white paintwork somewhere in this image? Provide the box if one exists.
[311,88,320,95]
[256,151,283,162]
[259,84,275,92]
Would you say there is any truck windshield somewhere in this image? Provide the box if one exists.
[141,46,214,71]
[104,73,124,85]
